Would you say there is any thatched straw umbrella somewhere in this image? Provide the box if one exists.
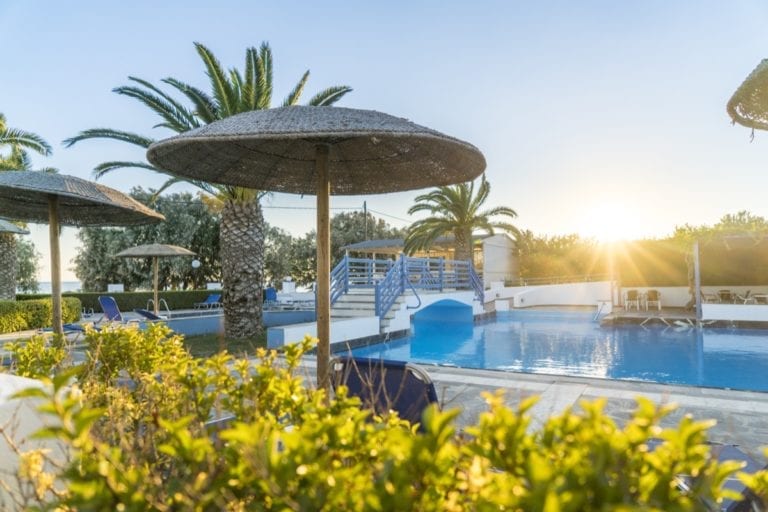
[728,59,768,133]
[146,106,486,390]
[0,171,164,334]
[0,219,30,300]
[115,244,195,315]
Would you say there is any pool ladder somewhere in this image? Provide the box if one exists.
[146,298,172,318]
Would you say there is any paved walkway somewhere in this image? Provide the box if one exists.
[300,358,768,463]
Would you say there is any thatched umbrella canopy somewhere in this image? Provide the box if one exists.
[147,105,486,389]
[0,171,164,334]
[115,244,195,315]
[728,59,768,132]
[0,219,29,235]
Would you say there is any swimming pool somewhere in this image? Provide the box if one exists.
[349,310,768,392]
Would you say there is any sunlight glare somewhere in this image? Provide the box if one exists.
[577,203,645,242]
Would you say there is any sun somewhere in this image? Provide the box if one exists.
[577,203,644,242]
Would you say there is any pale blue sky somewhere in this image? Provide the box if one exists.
[2,1,768,281]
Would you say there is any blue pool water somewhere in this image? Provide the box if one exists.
[350,310,768,392]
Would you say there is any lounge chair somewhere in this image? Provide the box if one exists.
[331,356,439,426]
[624,290,641,311]
[194,294,222,309]
[645,289,661,311]
[264,287,278,309]
[133,308,166,321]
[98,295,125,322]
[718,290,737,304]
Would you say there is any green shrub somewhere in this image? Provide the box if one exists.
[9,326,768,511]
[17,290,215,312]
[0,297,80,334]
[3,335,68,378]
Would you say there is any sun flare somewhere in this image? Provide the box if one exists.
[577,203,645,242]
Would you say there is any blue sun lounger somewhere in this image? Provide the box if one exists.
[194,294,222,309]
[331,356,439,426]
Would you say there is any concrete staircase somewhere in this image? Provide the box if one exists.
[331,288,407,332]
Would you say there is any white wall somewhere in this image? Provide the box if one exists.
[485,281,613,308]
[618,286,768,308]
[267,316,380,348]
[482,234,517,286]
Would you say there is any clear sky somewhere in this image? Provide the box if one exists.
[2,0,768,281]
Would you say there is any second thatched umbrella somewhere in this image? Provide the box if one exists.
[0,171,164,334]
[147,105,486,389]
[115,244,196,315]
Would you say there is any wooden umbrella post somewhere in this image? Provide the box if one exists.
[153,256,160,316]
[48,195,63,335]
[315,144,331,392]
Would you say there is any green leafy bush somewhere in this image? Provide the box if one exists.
[0,297,80,334]
[3,335,68,378]
[8,325,768,511]
[17,290,214,313]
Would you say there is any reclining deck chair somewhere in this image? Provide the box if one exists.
[98,295,125,322]
[331,356,439,426]
[194,293,222,309]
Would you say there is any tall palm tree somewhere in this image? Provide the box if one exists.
[0,114,53,299]
[64,42,351,340]
[404,176,519,263]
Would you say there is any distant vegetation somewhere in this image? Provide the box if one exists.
[520,211,768,287]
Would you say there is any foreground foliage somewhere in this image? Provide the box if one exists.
[6,325,768,510]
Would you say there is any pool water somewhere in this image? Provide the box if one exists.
[350,310,768,392]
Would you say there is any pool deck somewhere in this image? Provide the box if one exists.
[299,357,768,463]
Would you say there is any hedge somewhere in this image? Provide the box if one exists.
[0,297,81,334]
[16,290,215,313]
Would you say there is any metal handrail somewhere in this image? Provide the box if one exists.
[332,255,483,318]
[469,265,484,303]
[375,255,406,318]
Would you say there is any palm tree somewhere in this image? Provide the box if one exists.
[404,176,519,263]
[64,42,351,340]
[0,114,53,299]
[0,113,52,171]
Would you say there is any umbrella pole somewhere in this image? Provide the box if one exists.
[153,256,160,316]
[315,144,331,392]
[48,195,63,335]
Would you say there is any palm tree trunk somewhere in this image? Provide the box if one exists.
[453,228,472,263]
[0,233,17,300]
[220,198,264,340]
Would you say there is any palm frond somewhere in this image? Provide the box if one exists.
[124,76,199,131]
[63,129,154,149]
[163,78,218,124]
[93,161,161,179]
[282,70,310,107]
[195,42,237,117]
[0,127,52,156]
[257,42,273,109]
[242,46,258,110]
[113,83,193,134]
[308,86,353,106]
[478,205,518,219]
